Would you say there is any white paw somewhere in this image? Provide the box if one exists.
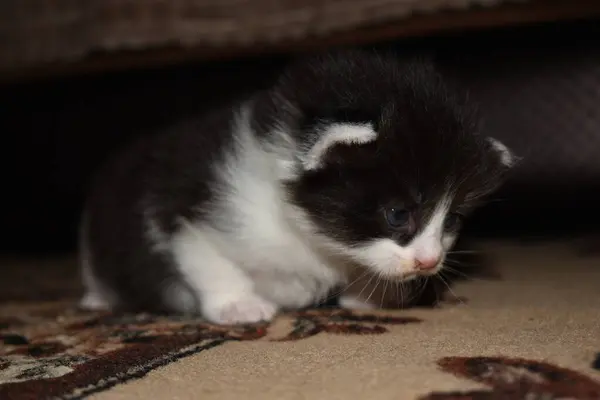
[338,295,376,310]
[79,292,111,310]
[203,293,278,325]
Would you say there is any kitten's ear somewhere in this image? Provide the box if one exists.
[301,122,378,171]
[486,137,518,169]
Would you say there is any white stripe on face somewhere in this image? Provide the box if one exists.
[346,196,455,280]
[408,198,451,267]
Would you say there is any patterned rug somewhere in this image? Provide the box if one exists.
[1,240,600,399]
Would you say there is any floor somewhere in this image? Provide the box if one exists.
[1,239,600,399]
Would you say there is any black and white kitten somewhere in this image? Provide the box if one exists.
[79,50,515,324]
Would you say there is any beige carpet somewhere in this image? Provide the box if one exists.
[2,240,600,399]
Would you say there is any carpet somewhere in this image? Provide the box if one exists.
[1,240,600,399]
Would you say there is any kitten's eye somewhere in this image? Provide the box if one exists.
[444,213,463,230]
[385,208,410,228]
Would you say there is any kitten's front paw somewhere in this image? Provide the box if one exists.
[203,293,278,325]
[79,292,111,311]
[338,295,376,310]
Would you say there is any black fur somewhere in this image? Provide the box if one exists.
[83,107,240,312]
[257,50,511,247]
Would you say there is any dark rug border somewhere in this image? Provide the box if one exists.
[61,338,226,399]
[0,335,229,400]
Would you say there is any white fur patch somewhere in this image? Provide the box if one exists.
[345,198,454,279]
[165,106,345,323]
[303,122,377,170]
[487,137,514,167]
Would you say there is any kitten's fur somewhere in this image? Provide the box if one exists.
[80,50,515,324]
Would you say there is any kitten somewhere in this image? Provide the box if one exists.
[79,49,515,325]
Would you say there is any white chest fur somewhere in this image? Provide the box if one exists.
[168,117,345,318]
[202,154,343,309]
[170,167,343,315]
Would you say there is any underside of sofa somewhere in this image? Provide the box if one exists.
[2,0,599,82]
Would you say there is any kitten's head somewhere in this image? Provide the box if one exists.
[257,50,516,280]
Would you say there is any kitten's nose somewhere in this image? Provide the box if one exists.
[415,256,441,271]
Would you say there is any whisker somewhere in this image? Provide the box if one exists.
[442,265,470,277]
[355,272,377,302]
[446,250,481,255]
[404,277,424,304]
[444,257,479,266]
[400,280,406,308]
[442,265,490,283]
[437,273,465,305]
[323,268,371,303]
[432,276,441,305]
[364,273,382,307]
[415,276,430,303]
[380,278,389,310]
[443,259,481,271]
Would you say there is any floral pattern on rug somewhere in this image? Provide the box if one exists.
[0,303,420,399]
[420,356,600,399]
[274,308,422,341]
[0,304,265,399]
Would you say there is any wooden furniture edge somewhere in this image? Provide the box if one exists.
[1,0,599,85]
